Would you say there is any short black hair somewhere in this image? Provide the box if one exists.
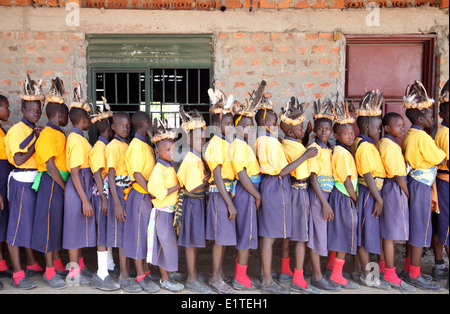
[440,101,449,114]
[131,111,151,130]
[382,112,402,127]
[46,102,68,119]
[113,112,130,124]
[405,108,428,124]
[314,117,333,129]
[356,116,370,132]
[211,112,233,125]
[0,95,8,106]
[69,107,89,125]
[94,117,112,134]
[233,114,253,126]
[333,122,351,134]
[21,100,42,110]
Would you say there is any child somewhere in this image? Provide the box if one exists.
[4,75,45,289]
[88,99,119,291]
[255,92,318,294]
[434,80,449,289]
[123,111,160,293]
[327,101,360,289]
[307,99,341,292]
[0,95,14,290]
[204,89,237,294]
[230,99,261,291]
[279,97,321,294]
[177,107,212,294]
[147,119,184,292]
[31,78,69,289]
[105,112,140,292]
[377,112,415,292]
[353,90,390,290]
[401,81,446,291]
[63,87,96,286]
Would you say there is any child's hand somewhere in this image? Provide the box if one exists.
[322,203,334,221]
[0,194,4,210]
[82,199,94,217]
[255,195,262,211]
[34,126,43,136]
[227,203,237,220]
[305,121,313,135]
[304,147,318,159]
[101,194,108,216]
[373,200,383,218]
[115,203,126,222]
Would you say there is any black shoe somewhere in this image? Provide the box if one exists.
[310,277,341,292]
[118,277,142,293]
[261,281,290,294]
[432,266,448,281]
[0,279,3,291]
[404,274,443,292]
[43,274,67,289]
[290,282,322,294]
[91,273,121,291]
[139,276,160,293]
[0,267,13,278]
[10,276,37,290]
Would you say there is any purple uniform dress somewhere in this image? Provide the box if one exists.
[151,209,179,272]
[357,184,381,255]
[106,185,126,248]
[436,176,449,246]
[92,191,108,248]
[0,159,14,242]
[234,180,259,250]
[206,186,237,246]
[178,196,206,248]
[380,178,409,241]
[290,181,310,242]
[307,188,331,257]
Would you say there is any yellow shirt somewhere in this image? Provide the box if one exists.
[0,126,7,160]
[125,134,156,182]
[204,134,235,183]
[354,136,386,179]
[435,123,449,172]
[66,128,92,171]
[231,136,260,180]
[148,160,179,208]
[401,126,446,170]
[89,137,108,178]
[256,133,288,176]
[332,144,358,184]
[35,124,67,172]
[4,120,38,169]
[377,136,407,178]
[105,137,129,176]
[177,150,206,193]
[307,140,333,178]
[282,137,310,180]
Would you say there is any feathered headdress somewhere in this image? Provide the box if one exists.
[439,80,449,104]
[208,88,234,116]
[151,118,177,144]
[180,106,206,135]
[313,98,336,121]
[356,89,383,117]
[279,96,308,126]
[91,96,113,124]
[69,83,93,113]
[403,80,434,110]
[46,77,66,104]
[20,74,45,102]
[334,99,355,125]
[249,80,274,111]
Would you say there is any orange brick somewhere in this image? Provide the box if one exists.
[0,79,11,86]
[330,46,340,53]
[36,32,46,40]
[298,46,307,54]
[36,57,45,63]
[243,46,256,53]
[234,82,245,88]
[27,46,36,51]
[305,33,318,40]
[219,33,228,39]
[294,0,309,8]
[5,59,12,64]
[252,58,262,66]
[252,33,265,41]
[14,0,32,5]
[304,83,315,88]
[319,33,333,39]
[232,33,245,39]
[319,58,331,64]
[268,58,282,66]
[271,33,283,40]
[262,46,273,52]
[312,45,327,52]
[314,92,325,99]
[277,46,290,52]
[439,0,449,7]
[173,0,193,9]
[226,0,242,9]
[320,82,332,87]
[233,58,246,66]
[43,70,54,76]
[53,57,65,64]
[311,0,327,8]
[61,45,70,52]
[260,0,276,8]
[329,0,345,8]
[329,70,340,78]
[277,0,291,8]
[0,0,12,5]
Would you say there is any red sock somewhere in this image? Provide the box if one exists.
[330,258,347,285]
[136,274,146,282]
[0,259,8,271]
[327,251,336,270]
[409,265,420,279]
[78,257,86,270]
[404,257,410,273]
[45,267,57,281]
[384,267,401,285]
[27,262,43,272]
[281,257,293,275]
[378,260,386,274]
[145,270,151,276]
[235,263,252,288]
[53,258,65,272]
[293,268,308,289]
[12,270,25,285]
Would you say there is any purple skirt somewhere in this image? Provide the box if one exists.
[234,181,259,250]
[31,173,64,253]
[206,191,237,246]
[106,186,126,248]
[6,174,36,248]
[380,178,409,241]
[0,160,14,242]
[63,168,96,250]
[92,193,107,247]
[258,175,292,239]
[152,209,178,272]
[307,188,330,257]
[357,184,381,255]
[290,185,309,242]
[328,188,358,255]
[178,197,206,248]
[123,188,152,260]
[436,178,449,247]
[407,176,433,248]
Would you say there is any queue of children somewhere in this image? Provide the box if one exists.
[0,75,448,294]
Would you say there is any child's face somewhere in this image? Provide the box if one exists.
[439,103,449,124]
[368,116,382,142]
[385,116,405,138]
[112,116,131,138]
[220,114,234,136]
[157,139,175,162]
[21,101,42,125]
[190,128,204,153]
[59,110,69,128]
[0,100,11,122]
[335,124,355,147]
[291,122,305,140]
[236,116,255,140]
[314,120,332,143]
[420,108,434,129]
[263,111,278,133]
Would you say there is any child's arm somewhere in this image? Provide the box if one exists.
[189,172,210,193]
[0,194,4,211]
[213,166,237,220]
[279,146,318,177]
[46,156,65,190]
[71,166,94,217]
[310,173,334,221]
[344,176,358,204]
[167,182,181,196]
[238,170,262,210]
[394,175,410,199]
[301,121,313,146]
[13,141,36,166]
[363,172,383,218]
[93,169,108,216]
[133,172,150,195]
[108,168,126,222]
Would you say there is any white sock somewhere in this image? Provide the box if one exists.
[107,247,115,270]
[97,251,109,280]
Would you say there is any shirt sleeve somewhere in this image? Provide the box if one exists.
[68,138,87,170]
[379,143,407,177]
[148,165,168,201]
[355,143,379,176]
[105,142,119,171]
[420,132,447,167]
[177,157,204,192]
[333,150,356,184]
[36,131,57,165]
[90,144,105,175]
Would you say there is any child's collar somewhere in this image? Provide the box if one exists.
[98,135,109,145]
[71,127,85,137]
[284,136,299,143]
[357,134,375,145]
[134,132,150,145]
[442,120,449,128]
[411,124,424,131]
[114,134,130,144]
[314,137,331,149]
[47,122,63,133]
[189,147,202,158]
[20,117,35,129]
[157,157,172,167]
[383,133,399,145]
[335,140,352,153]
